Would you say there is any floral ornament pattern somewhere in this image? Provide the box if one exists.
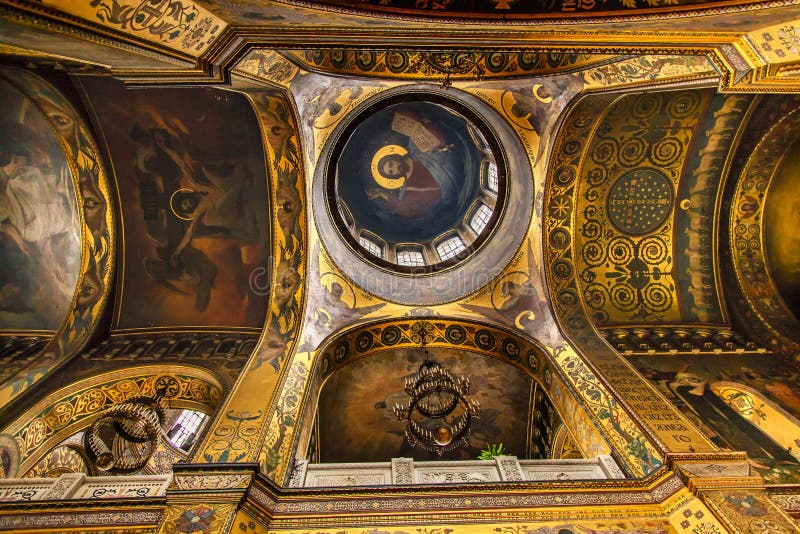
[704,490,798,533]
[778,26,800,56]
[176,505,215,533]
[724,493,767,517]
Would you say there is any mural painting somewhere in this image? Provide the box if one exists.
[460,240,552,341]
[335,99,488,248]
[80,78,270,330]
[317,347,537,462]
[0,77,81,332]
[629,353,800,483]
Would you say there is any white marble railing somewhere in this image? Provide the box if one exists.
[290,455,626,487]
[0,473,172,502]
[0,457,626,497]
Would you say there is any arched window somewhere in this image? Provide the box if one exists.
[396,247,425,267]
[359,234,383,258]
[165,409,209,452]
[485,162,499,193]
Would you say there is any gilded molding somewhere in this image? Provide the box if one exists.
[0,509,163,531]
[0,2,194,66]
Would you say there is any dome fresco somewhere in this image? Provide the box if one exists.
[332,97,504,272]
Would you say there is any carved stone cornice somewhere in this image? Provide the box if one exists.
[168,463,258,498]
[665,452,764,494]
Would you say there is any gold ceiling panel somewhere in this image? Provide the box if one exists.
[565,88,745,326]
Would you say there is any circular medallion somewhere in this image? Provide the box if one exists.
[330,96,505,273]
[607,169,673,235]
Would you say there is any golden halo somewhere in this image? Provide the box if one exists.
[170,188,196,221]
[370,144,409,190]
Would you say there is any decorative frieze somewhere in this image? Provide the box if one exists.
[82,332,257,363]
[288,460,309,488]
[495,455,523,481]
[598,455,626,479]
[0,473,171,502]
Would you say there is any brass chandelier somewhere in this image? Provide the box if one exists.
[392,321,481,455]
[83,390,167,474]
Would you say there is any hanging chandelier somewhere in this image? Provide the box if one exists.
[392,321,480,455]
[83,391,167,474]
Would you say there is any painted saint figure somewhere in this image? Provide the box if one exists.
[366,110,458,219]
[0,115,80,330]
[129,104,267,314]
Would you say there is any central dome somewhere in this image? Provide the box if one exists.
[330,96,505,273]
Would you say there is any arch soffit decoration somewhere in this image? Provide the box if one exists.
[308,317,618,470]
[0,67,115,406]
[542,90,719,458]
[191,87,308,473]
[316,318,549,388]
[728,101,800,350]
[0,365,224,477]
[709,380,800,459]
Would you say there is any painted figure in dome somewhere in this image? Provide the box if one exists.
[366,109,458,219]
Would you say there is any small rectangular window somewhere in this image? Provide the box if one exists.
[397,249,425,266]
[359,236,383,258]
[470,203,493,234]
[436,236,466,261]
[168,410,208,450]
[486,163,499,193]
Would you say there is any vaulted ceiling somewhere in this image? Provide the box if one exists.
[1,0,800,482]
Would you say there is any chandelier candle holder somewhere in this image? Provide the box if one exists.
[392,322,481,455]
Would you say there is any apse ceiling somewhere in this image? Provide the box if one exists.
[316,347,558,463]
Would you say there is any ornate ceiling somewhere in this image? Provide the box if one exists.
[2,1,800,531]
[249,0,773,20]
